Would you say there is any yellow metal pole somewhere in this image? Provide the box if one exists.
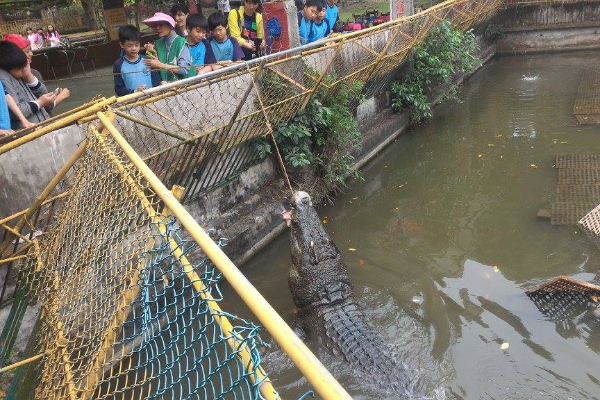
[363,28,403,85]
[97,112,352,400]
[0,140,87,256]
[267,67,308,91]
[112,109,187,141]
[144,104,200,138]
[300,39,345,110]
[0,96,114,155]
[0,255,27,264]
[0,191,68,226]
[1,224,32,244]
[0,352,45,373]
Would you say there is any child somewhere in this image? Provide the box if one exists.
[143,12,191,83]
[217,0,231,19]
[35,28,45,49]
[298,0,320,45]
[171,3,190,37]
[3,33,70,108]
[325,0,340,33]
[207,12,244,63]
[185,14,217,78]
[0,41,58,129]
[0,80,11,137]
[308,6,330,42]
[25,27,40,50]
[113,25,161,96]
[228,0,265,61]
[45,25,61,47]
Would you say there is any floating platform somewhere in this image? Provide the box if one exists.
[545,154,600,225]
[574,68,600,125]
[527,276,600,320]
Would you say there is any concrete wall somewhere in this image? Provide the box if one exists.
[495,3,600,54]
[0,125,84,219]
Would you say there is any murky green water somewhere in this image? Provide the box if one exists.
[44,66,115,113]
[227,52,600,399]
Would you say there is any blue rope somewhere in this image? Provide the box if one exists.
[113,216,274,399]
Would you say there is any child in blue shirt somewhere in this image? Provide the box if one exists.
[325,0,339,32]
[298,0,320,45]
[207,12,244,64]
[0,81,11,136]
[309,6,330,42]
[185,14,217,78]
[1,80,34,136]
[113,25,160,96]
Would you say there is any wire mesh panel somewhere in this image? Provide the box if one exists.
[579,203,600,251]
[527,276,600,321]
[574,67,600,124]
[550,154,600,225]
[9,129,274,400]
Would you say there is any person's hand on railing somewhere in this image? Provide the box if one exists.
[0,129,13,138]
[19,119,34,129]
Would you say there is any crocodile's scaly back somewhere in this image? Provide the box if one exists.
[288,191,415,396]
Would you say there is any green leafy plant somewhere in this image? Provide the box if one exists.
[254,69,364,201]
[391,20,480,122]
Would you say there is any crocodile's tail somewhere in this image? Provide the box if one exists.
[318,300,416,397]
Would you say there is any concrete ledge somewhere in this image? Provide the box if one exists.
[496,27,600,54]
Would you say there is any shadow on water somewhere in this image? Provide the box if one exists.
[222,52,600,398]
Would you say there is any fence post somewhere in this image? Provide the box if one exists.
[362,27,404,86]
[300,39,345,110]
[221,62,265,140]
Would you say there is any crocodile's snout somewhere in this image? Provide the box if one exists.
[293,191,312,207]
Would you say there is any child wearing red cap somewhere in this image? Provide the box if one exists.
[4,34,71,123]
[0,40,66,129]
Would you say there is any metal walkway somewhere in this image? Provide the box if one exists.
[574,68,600,125]
[550,154,600,225]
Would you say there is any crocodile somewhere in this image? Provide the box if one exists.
[285,191,415,396]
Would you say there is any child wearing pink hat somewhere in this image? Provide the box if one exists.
[143,12,191,83]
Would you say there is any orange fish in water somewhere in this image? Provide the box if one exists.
[384,217,425,237]
[402,218,426,237]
